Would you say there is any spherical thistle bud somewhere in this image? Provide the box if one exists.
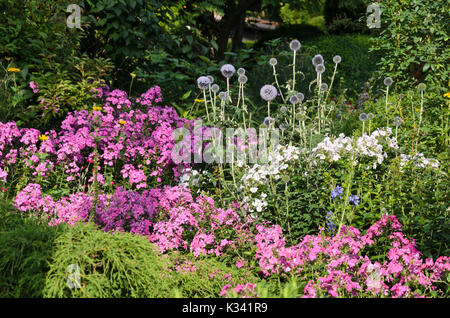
[393,116,402,127]
[315,64,325,74]
[269,57,278,66]
[289,94,299,105]
[238,74,248,84]
[312,54,324,67]
[320,83,328,92]
[260,84,277,101]
[211,84,220,93]
[297,92,305,102]
[221,64,236,78]
[280,105,288,113]
[289,39,301,52]
[407,90,414,98]
[237,67,246,76]
[417,83,427,92]
[367,113,375,120]
[279,123,287,131]
[384,77,393,87]
[197,76,210,90]
[218,91,228,100]
[263,116,275,127]
[359,113,368,122]
[333,55,342,64]
[207,75,214,84]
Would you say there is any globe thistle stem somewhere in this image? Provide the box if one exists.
[385,86,390,126]
[272,65,286,103]
[203,89,210,122]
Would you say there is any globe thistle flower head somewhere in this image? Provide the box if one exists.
[289,94,299,105]
[393,116,402,127]
[237,68,246,76]
[320,83,328,92]
[280,105,288,113]
[238,75,248,84]
[269,57,278,66]
[197,76,210,90]
[384,77,393,87]
[289,39,301,52]
[218,91,228,100]
[260,84,277,101]
[312,54,324,67]
[279,123,287,131]
[263,116,275,127]
[417,83,427,92]
[367,113,375,120]
[221,64,236,78]
[359,113,368,122]
[333,55,342,64]
[315,64,325,74]
[207,75,214,84]
[211,84,220,93]
[297,92,305,102]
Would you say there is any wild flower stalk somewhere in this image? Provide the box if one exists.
[384,77,393,126]
[324,55,341,103]
[221,64,235,103]
[211,84,219,122]
[289,40,301,92]
[393,116,402,141]
[197,76,211,122]
[359,113,368,135]
[269,58,286,104]
[238,74,248,128]
[260,85,277,120]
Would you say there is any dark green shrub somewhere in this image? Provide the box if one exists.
[323,0,368,34]
[254,24,325,50]
[0,204,66,297]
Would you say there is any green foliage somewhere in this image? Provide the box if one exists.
[323,0,368,34]
[43,222,260,297]
[0,204,66,297]
[370,0,449,113]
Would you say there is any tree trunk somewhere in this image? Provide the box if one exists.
[215,0,260,62]
[231,11,246,53]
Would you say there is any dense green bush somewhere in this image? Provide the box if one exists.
[0,204,65,297]
[43,222,260,298]
[323,0,368,34]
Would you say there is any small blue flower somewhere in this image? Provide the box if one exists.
[349,194,360,206]
[331,185,344,199]
[326,211,335,233]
